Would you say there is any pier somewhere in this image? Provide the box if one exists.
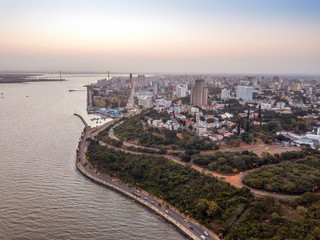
[74,113,89,127]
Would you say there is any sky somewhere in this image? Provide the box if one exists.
[0,0,320,74]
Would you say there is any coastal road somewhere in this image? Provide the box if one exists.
[78,126,219,240]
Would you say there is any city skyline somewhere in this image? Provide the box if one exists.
[1,0,320,74]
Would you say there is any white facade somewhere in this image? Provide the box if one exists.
[153,82,159,94]
[138,96,153,108]
[174,84,188,98]
[261,103,272,110]
[221,88,230,99]
[163,120,180,131]
[156,99,171,108]
[236,86,253,101]
[197,127,207,136]
[191,107,199,113]
[137,75,146,85]
[276,102,285,110]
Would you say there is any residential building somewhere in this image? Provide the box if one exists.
[138,96,153,108]
[190,79,208,106]
[236,86,253,101]
[137,75,146,85]
[276,102,285,110]
[221,88,230,99]
[153,82,159,94]
[261,102,272,110]
[294,83,301,91]
[156,98,172,108]
[173,84,188,98]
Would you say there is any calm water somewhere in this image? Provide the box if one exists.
[0,74,185,240]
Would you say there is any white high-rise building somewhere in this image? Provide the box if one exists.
[156,99,172,108]
[173,84,188,98]
[138,96,153,108]
[153,82,159,94]
[221,88,230,99]
[236,86,253,101]
[137,75,146,85]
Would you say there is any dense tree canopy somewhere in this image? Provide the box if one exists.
[193,151,278,174]
[227,194,320,240]
[87,141,253,233]
[243,163,320,194]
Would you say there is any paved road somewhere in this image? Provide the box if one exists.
[77,123,219,240]
[126,80,138,112]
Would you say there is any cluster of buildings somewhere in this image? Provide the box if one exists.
[132,73,320,147]
[143,97,239,143]
[88,72,320,148]
[276,128,320,149]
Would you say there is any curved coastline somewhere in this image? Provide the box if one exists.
[74,117,215,240]
[75,161,200,240]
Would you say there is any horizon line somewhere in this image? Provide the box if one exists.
[1,70,320,77]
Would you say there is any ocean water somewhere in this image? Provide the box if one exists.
[0,74,186,240]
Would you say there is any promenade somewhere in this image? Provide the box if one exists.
[75,117,219,240]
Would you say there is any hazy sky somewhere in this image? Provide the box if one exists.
[1,0,320,74]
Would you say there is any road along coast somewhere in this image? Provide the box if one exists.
[76,162,205,240]
[75,117,219,240]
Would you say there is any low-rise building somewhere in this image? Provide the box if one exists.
[138,96,153,108]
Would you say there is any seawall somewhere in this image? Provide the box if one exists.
[76,161,201,240]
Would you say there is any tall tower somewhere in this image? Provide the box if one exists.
[190,79,208,107]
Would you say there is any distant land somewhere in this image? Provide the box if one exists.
[0,73,65,83]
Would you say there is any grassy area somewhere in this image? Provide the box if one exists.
[93,97,107,108]
[104,89,130,108]
[93,89,130,109]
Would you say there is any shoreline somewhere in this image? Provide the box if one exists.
[75,161,201,240]
[74,117,217,240]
